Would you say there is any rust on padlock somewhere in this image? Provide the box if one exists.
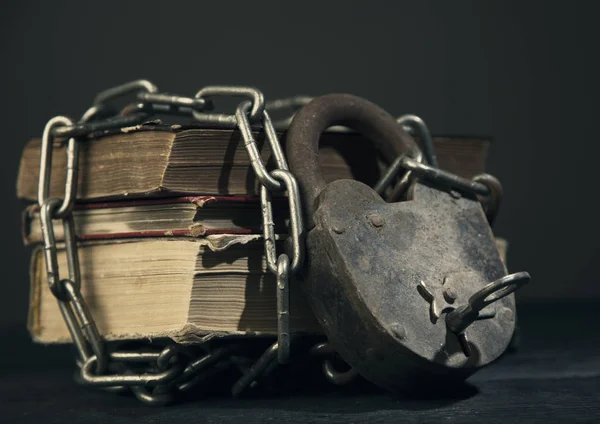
[286,93,530,393]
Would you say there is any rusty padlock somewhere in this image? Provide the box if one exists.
[286,93,530,393]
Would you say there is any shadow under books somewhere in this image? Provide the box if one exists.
[193,247,479,413]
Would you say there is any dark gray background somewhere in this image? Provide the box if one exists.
[1,0,598,330]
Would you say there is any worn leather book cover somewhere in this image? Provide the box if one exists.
[17,123,490,201]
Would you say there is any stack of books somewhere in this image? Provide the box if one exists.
[17,122,503,345]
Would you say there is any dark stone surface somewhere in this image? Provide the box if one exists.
[1,302,598,423]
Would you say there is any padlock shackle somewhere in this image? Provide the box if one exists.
[286,94,419,221]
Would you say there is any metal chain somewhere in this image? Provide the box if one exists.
[36,80,332,405]
[37,81,197,405]
[264,95,501,221]
[189,86,306,369]
[39,115,107,375]
[38,81,505,404]
[374,152,503,222]
[373,116,503,221]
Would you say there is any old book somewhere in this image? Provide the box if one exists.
[29,236,320,344]
[22,195,286,245]
[29,235,508,344]
[17,124,490,201]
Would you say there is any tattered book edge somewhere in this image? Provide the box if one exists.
[31,324,323,345]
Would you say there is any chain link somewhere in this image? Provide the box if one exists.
[120,92,211,117]
[192,86,264,127]
[236,101,285,192]
[310,342,359,386]
[51,80,158,138]
[93,79,159,104]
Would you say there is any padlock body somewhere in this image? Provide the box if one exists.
[301,179,515,392]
